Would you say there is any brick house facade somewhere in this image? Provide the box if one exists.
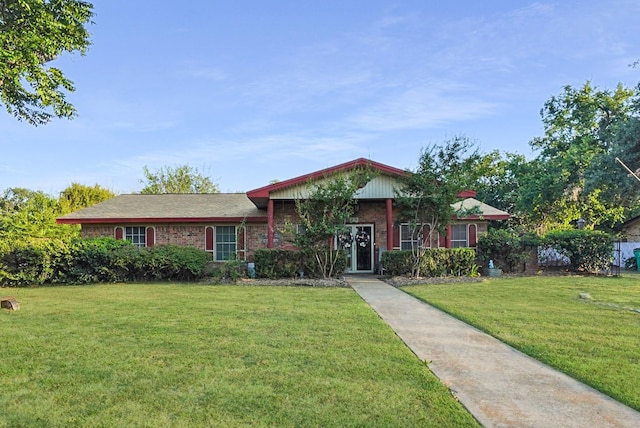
[57,158,509,274]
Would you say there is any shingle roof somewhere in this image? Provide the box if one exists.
[451,198,510,220]
[57,194,267,224]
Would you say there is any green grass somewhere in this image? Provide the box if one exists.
[0,284,479,427]
[402,275,640,411]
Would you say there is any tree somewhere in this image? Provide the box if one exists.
[139,165,220,194]
[59,182,115,213]
[472,151,529,216]
[293,166,375,278]
[0,187,77,239]
[524,81,637,231]
[394,136,483,278]
[0,0,94,125]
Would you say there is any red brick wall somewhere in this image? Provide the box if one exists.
[81,223,269,260]
[82,225,116,239]
[79,203,490,259]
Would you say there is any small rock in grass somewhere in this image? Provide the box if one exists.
[579,292,592,300]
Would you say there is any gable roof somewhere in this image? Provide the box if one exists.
[246,158,407,208]
[452,198,510,220]
[56,194,267,224]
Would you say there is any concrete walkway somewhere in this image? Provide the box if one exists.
[348,276,640,428]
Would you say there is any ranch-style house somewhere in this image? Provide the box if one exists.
[57,158,510,274]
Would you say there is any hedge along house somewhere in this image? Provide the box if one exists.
[57,158,510,274]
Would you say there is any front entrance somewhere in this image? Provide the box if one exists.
[338,224,374,273]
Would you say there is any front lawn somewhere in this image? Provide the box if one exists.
[0,284,479,427]
[403,275,640,411]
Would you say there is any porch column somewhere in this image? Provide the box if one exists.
[386,198,393,250]
[267,199,274,248]
[446,224,452,248]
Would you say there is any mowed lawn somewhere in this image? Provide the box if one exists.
[0,284,479,428]
[403,275,640,411]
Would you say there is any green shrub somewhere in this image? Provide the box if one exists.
[0,238,211,286]
[254,248,347,278]
[301,248,347,278]
[476,229,534,273]
[381,251,413,276]
[0,238,69,287]
[382,248,478,277]
[109,245,211,282]
[254,249,302,279]
[65,238,132,283]
[543,229,614,273]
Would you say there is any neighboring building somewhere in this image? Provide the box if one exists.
[620,214,640,241]
[57,158,509,274]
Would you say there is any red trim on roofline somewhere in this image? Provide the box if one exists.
[456,190,477,198]
[56,216,268,225]
[246,158,407,199]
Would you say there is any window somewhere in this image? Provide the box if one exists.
[296,224,307,235]
[451,224,468,248]
[125,226,146,248]
[400,223,428,250]
[215,226,236,261]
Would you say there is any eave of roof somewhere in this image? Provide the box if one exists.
[451,198,510,221]
[246,158,407,207]
[57,216,267,225]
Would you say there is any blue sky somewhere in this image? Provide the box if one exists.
[2,0,639,194]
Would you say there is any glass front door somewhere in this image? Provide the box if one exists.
[338,224,374,273]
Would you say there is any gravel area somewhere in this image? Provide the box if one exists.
[201,277,350,287]
[201,275,485,287]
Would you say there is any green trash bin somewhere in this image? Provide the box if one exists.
[634,248,640,272]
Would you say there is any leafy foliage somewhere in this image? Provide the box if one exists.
[59,182,115,213]
[476,229,536,273]
[522,82,639,232]
[381,248,478,277]
[0,237,69,286]
[0,0,94,125]
[254,249,301,279]
[139,164,220,194]
[395,136,483,277]
[0,187,78,239]
[0,238,212,286]
[543,229,614,273]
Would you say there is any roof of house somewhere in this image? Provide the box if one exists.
[246,157,407,208]
[452,198,510,220]
[56,193,267,224]
[56,159,510,225]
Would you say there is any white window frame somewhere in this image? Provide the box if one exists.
[451,224,468,248]
[215,225,237,261]
[400,223,429,250]
[125,226,146,248]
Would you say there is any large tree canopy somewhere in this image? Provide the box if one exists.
[0,0,93,125]
[139,165,220,194]
[522,81,638,231]
[59,182,115,213]
[0,187,77,239]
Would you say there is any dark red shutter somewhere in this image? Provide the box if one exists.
[114,227,123,240]
[392,225,400,249]
[146,227,155,247]
[468,224,477,248]
[438,234,446,248]
[237,226,245,259]
[205,227,214,252]
[423,225,431,248]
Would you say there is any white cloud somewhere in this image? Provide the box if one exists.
[349,83,499,131]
